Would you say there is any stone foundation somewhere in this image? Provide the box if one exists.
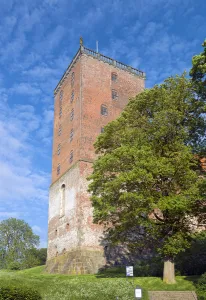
[46,248,106,274]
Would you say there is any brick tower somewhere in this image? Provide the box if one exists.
[46,39,145,274]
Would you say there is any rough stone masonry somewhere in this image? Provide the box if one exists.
[46,39,145,274]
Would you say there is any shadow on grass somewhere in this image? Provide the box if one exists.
[183,275,201,285]
[95,266,126,278]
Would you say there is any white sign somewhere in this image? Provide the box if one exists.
[135,288,142,298]
[126,266,133,277]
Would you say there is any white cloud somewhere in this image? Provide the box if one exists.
[10,83,42,96]
[23,65,59,79]
[0,102,50,209]
[0,33,27,63]
[32,225,42,234]
[0,212,20,219]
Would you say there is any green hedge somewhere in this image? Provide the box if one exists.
[0,285,42,300]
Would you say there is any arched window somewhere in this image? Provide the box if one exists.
[66,223,70,231]
[60,184,65,217]
[70,129,74,142]
[70,109,74,121]
[57,164,60,175]
[71,72,75,87]
[71,90,74,103]
[101,105,108,116]
[57,144,61,155]
[70,150,73,164]
[111,72,117,82]
[59,90,63,102]
[58,125,62,136]
[112,89,118,100]
[59,106,62,118]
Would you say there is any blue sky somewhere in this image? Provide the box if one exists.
[0,0,205,248]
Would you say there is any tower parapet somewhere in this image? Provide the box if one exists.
[54,45,145,96]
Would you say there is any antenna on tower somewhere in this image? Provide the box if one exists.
[96,41,99,53]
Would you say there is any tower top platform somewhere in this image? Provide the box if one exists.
[54,44,146,96]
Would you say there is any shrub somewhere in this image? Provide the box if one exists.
[8,262,22,270]
[0,284,42,300]
[195,272,206,300]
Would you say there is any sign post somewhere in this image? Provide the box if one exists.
[134,285,142,299]
[126,266,134,277]
[126,266,142,299]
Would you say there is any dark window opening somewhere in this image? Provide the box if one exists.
[112,89,118,100]
[101,105,108,116]
[57,144,61,155]
[58,125,62,136]
[57,164,60,175]
[101,127,104,133]
[59,90,63,101]
[71,90,74,103]
[70,150,73,163]
[70,109,74,121]
[71,72,75,86]
[70,129,74,142]
[66,223,70,231]
[59,106,62,118]
[111,72,117,82]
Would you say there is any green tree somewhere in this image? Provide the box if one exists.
[0,218,39,269]
[23,248,47,269]
[189,40,206,154]
[190,40,206,101]
[88,74,206,284]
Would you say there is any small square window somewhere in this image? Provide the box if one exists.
[70,109,74,121]
[70,150,73,163]
[101,105,108,116]
[57,164,60,175]
[71,90,74,103]
[71,72,75,86]
[59,106,62,118]
[101,127,104,133]
[70,129,74,142]
[58,125,62,136]
[57,144,61,155]
[111,72,117,82]
[112,89,118,100]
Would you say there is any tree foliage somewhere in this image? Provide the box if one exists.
[88,74,206,272]
[189,40,206,153]
[0,218,39,269]
[190,40,206,101]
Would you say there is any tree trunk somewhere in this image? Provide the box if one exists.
[163,258,176,284]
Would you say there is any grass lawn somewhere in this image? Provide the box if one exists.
[0,266,198,300]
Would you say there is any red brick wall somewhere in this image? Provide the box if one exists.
[51,53,144,184]
[80,54,144,161]
[52,57,81,183]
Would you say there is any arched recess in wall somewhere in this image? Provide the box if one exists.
[60,183,66,217]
